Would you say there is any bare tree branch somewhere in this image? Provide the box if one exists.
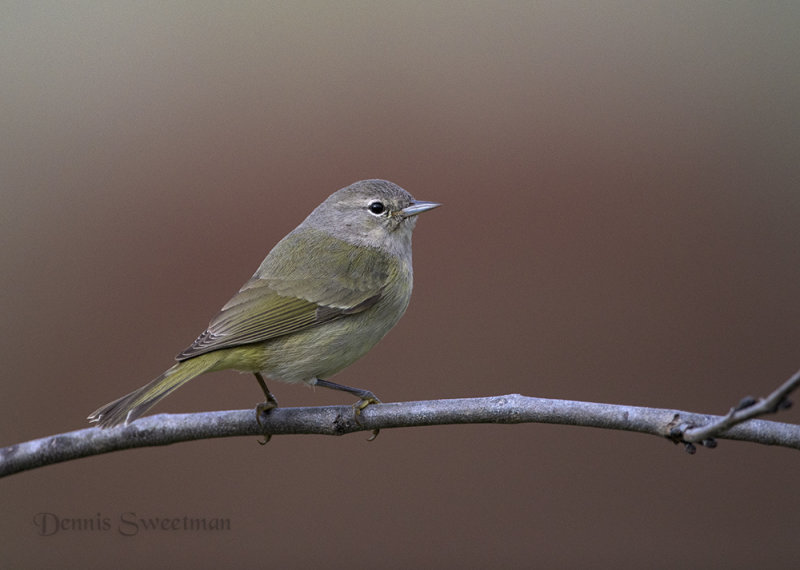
[3,390,800,478]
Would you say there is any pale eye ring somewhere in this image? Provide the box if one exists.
[368,201,386,215]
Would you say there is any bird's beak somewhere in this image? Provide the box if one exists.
[400,200,441,218]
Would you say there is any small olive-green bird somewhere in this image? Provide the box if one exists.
[88,179,439,428]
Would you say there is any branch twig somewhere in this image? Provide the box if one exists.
[672,368,800,453]
[2,392,800,478]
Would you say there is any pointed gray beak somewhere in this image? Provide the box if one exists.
[400,200,441,218]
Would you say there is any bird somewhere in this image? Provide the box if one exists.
[88,179,440,432]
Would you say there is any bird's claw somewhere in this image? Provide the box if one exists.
[352,395,381,441]
[255,398,278,444]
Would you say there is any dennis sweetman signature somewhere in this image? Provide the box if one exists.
[33,512,231,536]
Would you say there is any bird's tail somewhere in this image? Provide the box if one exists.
[87,353,221,428]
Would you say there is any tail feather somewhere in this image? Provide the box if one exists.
[88,354,220,428]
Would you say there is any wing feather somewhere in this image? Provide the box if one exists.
[176,231,389,361]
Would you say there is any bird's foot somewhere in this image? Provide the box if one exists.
[255,397,279,445]
[352,393,381,441]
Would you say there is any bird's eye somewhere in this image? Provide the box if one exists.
[368,201,386,215]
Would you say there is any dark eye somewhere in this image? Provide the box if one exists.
[368,201,386,215]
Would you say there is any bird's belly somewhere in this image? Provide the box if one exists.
[258,296,408,385]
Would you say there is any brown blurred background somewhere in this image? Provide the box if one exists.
[2,2,800,567]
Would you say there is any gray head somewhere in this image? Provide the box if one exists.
[301,179,440,258]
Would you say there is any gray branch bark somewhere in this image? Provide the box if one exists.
[3,394,800,478]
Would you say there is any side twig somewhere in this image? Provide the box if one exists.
[674,368,800,453]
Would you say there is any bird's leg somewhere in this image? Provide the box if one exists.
[254,372,279,444]
[255,372,279,416]
[314,378,381,440]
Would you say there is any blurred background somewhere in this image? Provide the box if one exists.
[2,1,800,567]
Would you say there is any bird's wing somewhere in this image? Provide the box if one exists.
[176,235,391,360]
[176,283,382,360]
